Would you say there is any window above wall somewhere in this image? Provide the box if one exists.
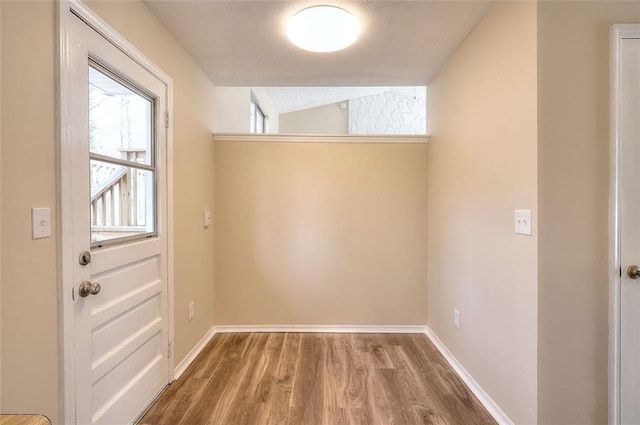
[250,95,267,133]
[214,86,427,136]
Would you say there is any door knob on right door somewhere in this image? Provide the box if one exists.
[627,265,640,279]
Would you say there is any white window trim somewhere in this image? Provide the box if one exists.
[250,92,267,134]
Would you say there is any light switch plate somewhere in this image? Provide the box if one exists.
[515,209,532,236]
[32,207,51,239]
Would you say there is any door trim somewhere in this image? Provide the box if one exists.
[609,23,640,425]
[57,1,175,423]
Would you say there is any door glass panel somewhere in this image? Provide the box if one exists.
[90,159,155,244]
[89,60,157,247]
[89,65,153,166]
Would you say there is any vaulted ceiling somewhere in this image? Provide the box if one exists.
[267,86,427,113]
[144,1,493,87]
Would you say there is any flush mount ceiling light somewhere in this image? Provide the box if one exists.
[287,6,360,53]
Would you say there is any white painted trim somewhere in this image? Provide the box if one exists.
[57,1,175,423]
[212,133,430,144]
[66,0,172,84]
[57,3,76,423]
[173,326,217,380]
[424,327,514,425]
[213,325,428,334]
[166,82,176,382]
[609,23,640,425]
[610,24,622,425]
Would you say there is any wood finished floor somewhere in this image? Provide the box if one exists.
[139,333,497,425]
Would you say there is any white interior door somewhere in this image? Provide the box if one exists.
[619,34,640,424]
[67,13,170,425]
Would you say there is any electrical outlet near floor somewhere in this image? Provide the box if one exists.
[453,309,460,329]
[188,302,195,321]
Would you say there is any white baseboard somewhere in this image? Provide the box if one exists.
[213,325,428,334]
[425,327,514,425]
[173,325,216,380]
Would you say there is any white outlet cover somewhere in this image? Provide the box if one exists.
[514,209,532,236]
[453,309,460,329]
[203,211,212,228]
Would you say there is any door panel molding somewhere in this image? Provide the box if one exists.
[610,24,640,425]
[57,1,174,423]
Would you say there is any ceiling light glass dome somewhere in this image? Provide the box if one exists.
[287,6,361,53]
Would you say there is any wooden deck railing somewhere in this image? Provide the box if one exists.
[91,148,147,232]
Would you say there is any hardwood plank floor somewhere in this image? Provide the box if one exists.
[138,333,497,425]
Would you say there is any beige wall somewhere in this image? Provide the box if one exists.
[279,102,348,135]
[214,141,428,326]
[537,3,640,424]
[214,87,250,132]
[0,1,216,422]
[427,3,538,424]
[1,2,59,420]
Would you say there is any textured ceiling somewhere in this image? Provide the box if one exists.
[266,86,427,113]
[143,1,493,86]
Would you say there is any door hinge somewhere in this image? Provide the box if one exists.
[72,287,75,301]
[168,340,172,358]
[165,111,169,129]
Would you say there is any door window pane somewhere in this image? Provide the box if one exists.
[89,65,153,166]
[88,60,157,247]
[90,159,155,244]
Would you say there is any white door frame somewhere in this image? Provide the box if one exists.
[609,23,640,425]
[57,1,175,423]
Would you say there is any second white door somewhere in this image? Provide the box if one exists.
[619,32,640,425]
